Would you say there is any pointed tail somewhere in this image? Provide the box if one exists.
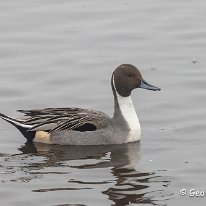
[0,113,35,142]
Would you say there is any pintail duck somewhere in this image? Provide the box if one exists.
[0,64,160,145]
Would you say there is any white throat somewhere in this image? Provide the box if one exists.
[113,77,141,142]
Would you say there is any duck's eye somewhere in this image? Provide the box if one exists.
[128,74,133,78]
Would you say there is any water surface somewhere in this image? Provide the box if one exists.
[0,0,206,205]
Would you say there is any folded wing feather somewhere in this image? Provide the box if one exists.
[18,108,110,132]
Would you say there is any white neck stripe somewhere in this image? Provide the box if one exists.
[112,76,141,142]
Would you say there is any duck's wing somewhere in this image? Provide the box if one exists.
[18,107,111,132]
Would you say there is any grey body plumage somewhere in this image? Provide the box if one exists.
[0,64,160,145]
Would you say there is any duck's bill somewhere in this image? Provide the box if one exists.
[139,79,161,91]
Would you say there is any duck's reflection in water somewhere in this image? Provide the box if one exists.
[19,142,171,205]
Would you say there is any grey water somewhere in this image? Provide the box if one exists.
[0,0,206,205]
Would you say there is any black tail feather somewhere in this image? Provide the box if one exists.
[0,113,35,142]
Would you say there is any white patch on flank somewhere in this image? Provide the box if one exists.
[34,131,51,144]
[113,77,141,142]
